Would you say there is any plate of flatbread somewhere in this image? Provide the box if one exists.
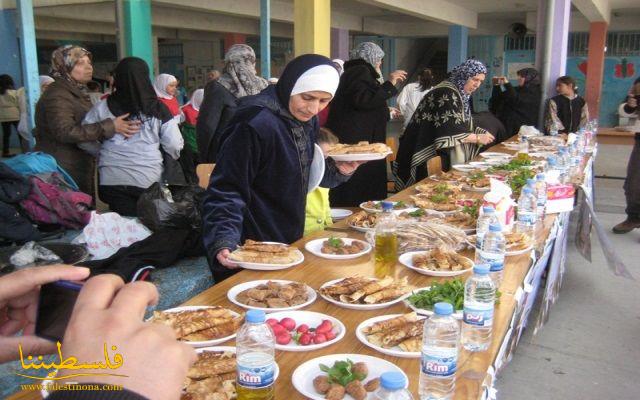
[227,280,316,312]
[318,276,411,310]
[327,141,392,161]
[150,306,242,347]
[182,347,280,400]
[228,240,304,270]
[355,313,426,358]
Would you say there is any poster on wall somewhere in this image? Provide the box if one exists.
[507,62,535,80]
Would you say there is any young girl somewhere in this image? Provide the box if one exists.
[545,76,589,134]
[180,88,203,155]
[153,73,182,123]
[304,128,340,236]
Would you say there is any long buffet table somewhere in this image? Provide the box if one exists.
[11,138,591,400]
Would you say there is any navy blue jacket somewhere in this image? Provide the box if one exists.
[202,86,348,277]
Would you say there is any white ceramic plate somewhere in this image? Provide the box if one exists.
[355,314,426,358]
[404,287,463,319]
[348,223,376,233]
[462,184,490,192]
[502,142,521,150]
[468,161,490,169]
[152,306,241,347]
[227,280,316,313]
[452,164,478,173]
[506,244,534,256]
[305,238,372,260]
[399,251,473,277]
[359,201,411,213]
[330,208,353,220]
[480,152,512,159]
[319,278,411,310]
[266,310,345,352]
[329,151,392,162]
[193,346,279,381]
[228,242,305,271]
[308,144,325,193]
[292,354,408,400]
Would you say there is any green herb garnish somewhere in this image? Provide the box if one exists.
[319,359,366,386]
[408,208,426,217]
[394,201,406,209]
[327,236,343,248]
[429,193,449,204]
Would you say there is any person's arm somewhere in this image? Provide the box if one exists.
[545,99,565,132]
[347,67,398,111]
[579,101,589,129]
[44,92,116,143]
[396,84,412,120]
[159,118,184,160]
[501,82,519,103]
[202,122,261,266]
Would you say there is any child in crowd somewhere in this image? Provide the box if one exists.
[545,75,589,134]
[180,88,203,155]
[304,127,339,235]
[153,73,182,123]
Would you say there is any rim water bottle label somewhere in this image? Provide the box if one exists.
[421,347,457,377]
[478,251,504,272]
[237,362,275,388]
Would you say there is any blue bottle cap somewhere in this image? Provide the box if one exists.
[536,173,545,180]
[489,223,501,232]
[246,309,266,323]
[523,187,533,194]
[381,201,394,211]
[434,302,453,316]
[482,206,495,214]
[474,263,491,275]
[380,371,406,391]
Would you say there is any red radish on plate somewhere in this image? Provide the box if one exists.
[280,317,296,331]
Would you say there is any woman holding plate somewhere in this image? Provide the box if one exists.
[202,54,362,282]
[393,59,495,190]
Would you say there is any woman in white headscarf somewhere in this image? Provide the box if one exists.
[153,73,181,121]
[197,44,269,163]
[180,88,203,154]
[325,42,407,206]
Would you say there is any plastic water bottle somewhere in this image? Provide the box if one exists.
[554,150,568,183]
[477,223,506,287]
[517,186,538,236]
[236,310,276,400]
[526,178,536,190]
[374,201,398,278]
[375,372,413,400]
[474,206,498,255]
[462,264,496,352]
[535,174,547,219]
[419,302,459,400]
[518,135,529,154]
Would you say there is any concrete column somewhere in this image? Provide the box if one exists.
[294,0,331,57]
[260,0,271,78]
[585,21,608,119]
[330,28,349,61]
[224,33,247,52]
[152,34,160,76]
[534,0,546,71]
[17,0,40,146]
[447,25,468,72]
[118,0,154,72]
[0,10,22,87]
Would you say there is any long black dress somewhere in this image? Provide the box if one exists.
[326,59,398,207]
[489,82,541,138]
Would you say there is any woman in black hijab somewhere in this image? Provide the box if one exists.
[82,57,184,216]
[201,54,364,282]
[489,67,542,139]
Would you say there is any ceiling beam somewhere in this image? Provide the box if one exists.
[572,0,611,23]
[353,0,477,28]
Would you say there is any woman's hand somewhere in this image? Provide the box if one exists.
[335,161,364,176]
[389,70,408,86]
[389,107,402,119]
[216,249,240,269]
[113,113,141,138]
[627,95,638,108]
[478,132,495,145]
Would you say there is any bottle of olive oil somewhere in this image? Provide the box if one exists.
[374,201,398,278]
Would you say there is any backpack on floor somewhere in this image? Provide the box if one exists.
[20,173,92,229]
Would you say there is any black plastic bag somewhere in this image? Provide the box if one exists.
[136,183,204,231]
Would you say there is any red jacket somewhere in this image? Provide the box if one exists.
[182,104,199,126]
[159,96,180,117]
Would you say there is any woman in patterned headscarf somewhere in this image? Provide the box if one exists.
[489,67,541,140]
[393,59,495,190]
[325,42,407,206]
[197,44,268,163]
[35,45,140,197]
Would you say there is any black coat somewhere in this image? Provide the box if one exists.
[489,82,541,138]
[326,59,398,206]
[196,80,238,163]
